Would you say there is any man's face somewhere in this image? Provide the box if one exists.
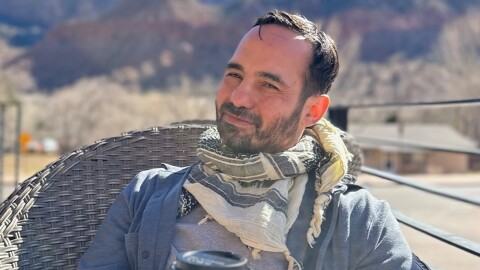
[216,25,313,153]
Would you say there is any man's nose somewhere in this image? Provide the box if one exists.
[230,81,254,109]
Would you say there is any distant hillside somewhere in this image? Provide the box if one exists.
[0,0,122,27]
[2,0,480,90]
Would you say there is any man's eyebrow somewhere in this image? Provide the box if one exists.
[226,62,243,71]
[257,71,286,86]
[226,62,286,87]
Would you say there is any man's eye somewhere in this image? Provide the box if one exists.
[226,73,242,79]
[263,83,279,90]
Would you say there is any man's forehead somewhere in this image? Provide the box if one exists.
[229,24,312,85]
[246,24,307,43]
[238,25,313,60]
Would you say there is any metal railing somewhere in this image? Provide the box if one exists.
[329,98,480,260]
[0,102,22,191]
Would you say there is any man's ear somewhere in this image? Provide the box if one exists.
[303,95,330,127]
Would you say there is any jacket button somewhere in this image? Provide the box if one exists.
[141,250,150,259]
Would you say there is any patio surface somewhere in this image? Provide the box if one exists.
[358,173,480,270]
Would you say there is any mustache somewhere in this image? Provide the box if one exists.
[220,102,261,127]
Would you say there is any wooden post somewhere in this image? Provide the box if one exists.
[329,107,349,131]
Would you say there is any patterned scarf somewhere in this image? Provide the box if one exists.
[182,118,352,270]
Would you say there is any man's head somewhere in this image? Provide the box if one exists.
[216,10,339,154]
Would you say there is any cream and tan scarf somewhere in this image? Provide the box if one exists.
[183,118,352,269]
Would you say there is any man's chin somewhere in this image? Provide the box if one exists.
[222,140,259,154]
[216,125,252,153]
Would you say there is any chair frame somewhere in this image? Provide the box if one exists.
[0,125,209,269]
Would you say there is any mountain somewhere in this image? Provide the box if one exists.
[2,0,480,91]
[0,0,123,27]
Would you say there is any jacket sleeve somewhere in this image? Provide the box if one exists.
[77,171,146,270]
[77,165,189,270]
[77,169,166,270]
[356,196,422,270]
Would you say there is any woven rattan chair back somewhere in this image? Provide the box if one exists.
[0,125,209,270]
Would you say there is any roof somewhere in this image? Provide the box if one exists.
[348,123,479,152]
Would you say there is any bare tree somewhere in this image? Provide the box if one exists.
[33,75,215,152]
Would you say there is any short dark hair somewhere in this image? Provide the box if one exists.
[253,10,339,101]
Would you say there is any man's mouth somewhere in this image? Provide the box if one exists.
[218,102,261,128]
[222,112,255,127]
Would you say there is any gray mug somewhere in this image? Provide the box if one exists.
[171,250,249,270]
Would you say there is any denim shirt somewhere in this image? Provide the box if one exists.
[78,164,424,270]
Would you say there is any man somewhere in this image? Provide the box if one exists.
[79,10,427,270]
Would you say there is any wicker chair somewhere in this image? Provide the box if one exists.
[0,123,363,269]
[0,124,209,269]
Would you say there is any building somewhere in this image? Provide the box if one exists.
[349,123,478,174]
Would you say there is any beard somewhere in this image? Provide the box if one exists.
[216,101,304,153]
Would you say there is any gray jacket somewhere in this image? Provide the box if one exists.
[78,164,425,270]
